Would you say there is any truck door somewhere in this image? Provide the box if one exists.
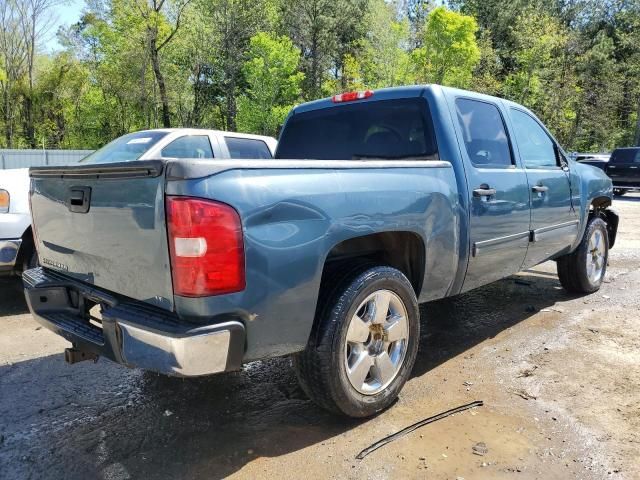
[507,108,578,269]
[449,97,531,292]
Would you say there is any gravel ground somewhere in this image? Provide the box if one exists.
[1,194,639,480]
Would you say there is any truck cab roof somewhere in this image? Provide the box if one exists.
[79,128,278,165]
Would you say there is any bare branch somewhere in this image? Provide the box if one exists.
[157,0,192,51]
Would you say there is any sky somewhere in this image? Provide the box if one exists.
[46,0,85,52]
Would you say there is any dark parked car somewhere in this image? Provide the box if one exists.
[573,153,610,171]
[606,147,640,195]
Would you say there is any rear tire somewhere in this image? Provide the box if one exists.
[613,188,625,196]
[294,264,419,417]
[557,217,609,294]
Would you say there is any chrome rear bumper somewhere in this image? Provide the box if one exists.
[118,319,243,376]
[23,267,245,377]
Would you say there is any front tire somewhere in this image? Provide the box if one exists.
[557,217,609,293]
[294,264,419,417]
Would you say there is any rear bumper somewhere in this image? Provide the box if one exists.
[612,184,640,190]
[22,267,245,377]
[0,238,21,273]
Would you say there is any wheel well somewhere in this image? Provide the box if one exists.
[590,196,611,211]
[15,226,35,272]
[321,231,425,296]
[589,197,618,248]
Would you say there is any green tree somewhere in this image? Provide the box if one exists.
[503,8,566,105]
[200,0,268,130]
[165,4,217,127]
[360,0,414,89]
[236,32,304,136]
[0,0,26,147]
[16,0,64,147]
[611,4,640,146]
[73,7,152,137]
[1,0,639,153]
[329,0,369,91]
[571,31,622,150]
[413,6,480,87]
[281,0,369,100]
[280,0,336,100]
[132,0,193,128]
[406,0,435,47]
[470,29,502,95]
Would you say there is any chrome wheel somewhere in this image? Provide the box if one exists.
[586,229,606,284]
[344,289,409,395]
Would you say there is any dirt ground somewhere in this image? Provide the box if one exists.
[1,195,639,480]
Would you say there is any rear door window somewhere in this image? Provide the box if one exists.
[275,98,438,160]
[510,109,558,168]
[225,137,273,159]
[455,98,513,168]
[161,135,214,159]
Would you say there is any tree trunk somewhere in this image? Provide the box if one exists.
[149,35,171,128]
[25,11,36,148]
[226,81,237,131]
[4,82,12,148]
[309,1,320,100]
[190,64,202,127]
[24,94,35,148]
[634,97,640,147]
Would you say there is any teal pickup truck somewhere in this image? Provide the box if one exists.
[24,85,617,418]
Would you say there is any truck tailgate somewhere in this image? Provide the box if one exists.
[29,161,174,311]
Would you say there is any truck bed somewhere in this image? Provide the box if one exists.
[29,158,460,361]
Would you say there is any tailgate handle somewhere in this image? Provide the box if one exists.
[67,187,91,213]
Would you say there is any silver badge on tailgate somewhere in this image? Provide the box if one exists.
[41,257,69,271]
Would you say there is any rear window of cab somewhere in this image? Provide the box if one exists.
[276,98,438,161]
[80,131,168,164]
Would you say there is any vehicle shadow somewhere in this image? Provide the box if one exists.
[0,269,574,480]
[0,277,29,316]
[413,268,569,377]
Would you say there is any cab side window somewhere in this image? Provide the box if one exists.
[510,109,557,168]
[161,135,214,159]
[455,98,513,168]
[225,137,272,159]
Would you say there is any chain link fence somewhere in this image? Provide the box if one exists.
[0,149,94,170]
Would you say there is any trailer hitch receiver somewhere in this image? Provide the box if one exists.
[64,347,98,365]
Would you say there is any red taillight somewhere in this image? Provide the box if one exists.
[166,196,245,297]
[332,90,374,103]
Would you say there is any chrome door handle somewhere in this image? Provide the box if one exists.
[473,185,496,197]
[532,185,549,193]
